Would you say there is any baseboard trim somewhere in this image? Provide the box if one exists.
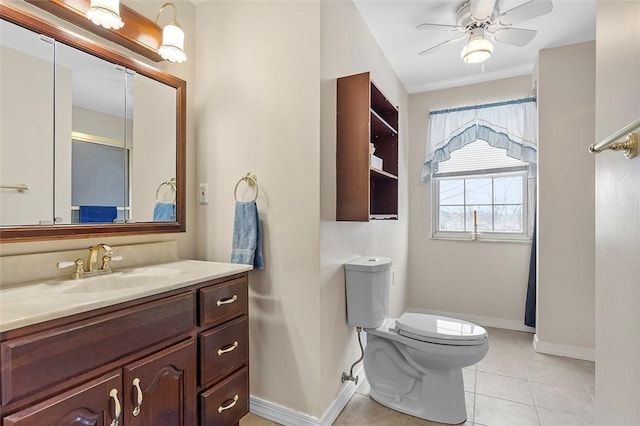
[250,396,321,426]
[407,307,536,333]
[533,334,595,361]
[249,365,362,426]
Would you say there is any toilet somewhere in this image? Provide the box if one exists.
[345,256,488,425]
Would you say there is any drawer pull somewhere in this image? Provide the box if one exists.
[109,388,121,426]
[217,295,238,307]
[218,394,239,413]
[132,378,143,416]
[217,341,239,356]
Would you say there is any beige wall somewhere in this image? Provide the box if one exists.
[536,42,596,357]
[194,0,324,417]
[195,0,410,419]
[0,45,54,225]
[407,76,534,327]
[72,106,128,141]
[320,0,409,417]
[595,0,640,422]
[55,66,73,224]
[131,75,176,222]
[0,0,198,259]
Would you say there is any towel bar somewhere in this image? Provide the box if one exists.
[0,184,30,192]
[234,172,259,201]
[589,117,639,159]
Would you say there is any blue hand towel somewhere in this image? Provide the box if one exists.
[153,202,176,222]
[231,200,264,269]
[79,205,117,223]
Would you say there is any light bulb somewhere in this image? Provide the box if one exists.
[159,24,187,63]
[461,36,493,64]
[86,0,124,30]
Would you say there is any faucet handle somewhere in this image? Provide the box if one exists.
[100,254,123,272]
[57,258,84,279]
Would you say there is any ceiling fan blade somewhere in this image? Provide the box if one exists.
[471,0,497,21]
[492,27,537,46]
[498,0,553,26]
[418,35,467,56]
[416,22,465,31]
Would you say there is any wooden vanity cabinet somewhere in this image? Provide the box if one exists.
[0,272,250,426]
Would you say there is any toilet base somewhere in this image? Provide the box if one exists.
[368,368,466,424]
[364,335,469,424]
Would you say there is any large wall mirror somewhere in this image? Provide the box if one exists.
[0,4,186,241]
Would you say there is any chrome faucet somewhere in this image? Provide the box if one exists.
[57,244,123,279]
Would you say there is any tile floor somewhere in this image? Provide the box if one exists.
[240,327,595,426]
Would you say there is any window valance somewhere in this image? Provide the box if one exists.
[420,97,537,182]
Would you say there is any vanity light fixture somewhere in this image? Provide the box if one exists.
[86,0,124,29]
[460,29,493,64]
[156,3,187,63]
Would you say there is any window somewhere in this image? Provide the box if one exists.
[432,139,534,241]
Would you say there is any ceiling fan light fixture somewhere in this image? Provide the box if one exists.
[461,35,494,64]
[86,0,124,29]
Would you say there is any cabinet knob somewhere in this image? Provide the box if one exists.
[132,377,143,416]
[217,394,239,413]
[109,388,121,426]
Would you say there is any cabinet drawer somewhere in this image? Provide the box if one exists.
[200,316,248,387]
[1,292,194,407]
[199,277,247,327]
[200,366,248,426]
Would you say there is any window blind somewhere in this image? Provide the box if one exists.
[434,139,529,176]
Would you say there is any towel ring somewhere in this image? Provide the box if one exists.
[234,172,259,201]
[156,178,177,203]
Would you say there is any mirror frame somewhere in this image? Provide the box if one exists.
[0,3,186,242]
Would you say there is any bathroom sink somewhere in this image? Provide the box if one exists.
[60,266,182,294]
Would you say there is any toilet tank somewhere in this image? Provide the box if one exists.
[344,256,391,328]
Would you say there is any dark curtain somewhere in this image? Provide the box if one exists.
[524,214,537,327]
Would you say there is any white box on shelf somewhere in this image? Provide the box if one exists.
[370,154,383,170]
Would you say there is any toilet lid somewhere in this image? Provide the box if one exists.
[395,313,487,345]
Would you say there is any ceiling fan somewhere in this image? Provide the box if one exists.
[417,0,553,64]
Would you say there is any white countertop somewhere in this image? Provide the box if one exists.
[0,260,252,333]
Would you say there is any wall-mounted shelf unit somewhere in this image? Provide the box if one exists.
[336,72,398,221]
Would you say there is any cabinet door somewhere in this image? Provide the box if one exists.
[3,371,122,426]
[122,339,196,426]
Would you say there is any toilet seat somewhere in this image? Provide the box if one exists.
[395,313,487,346]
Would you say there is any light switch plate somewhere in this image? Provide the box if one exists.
[199,183,209,205]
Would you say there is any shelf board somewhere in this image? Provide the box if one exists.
[370,168,398,180]
[370,214,398,220]
[370,109,398,135]
[370,81,398,129]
